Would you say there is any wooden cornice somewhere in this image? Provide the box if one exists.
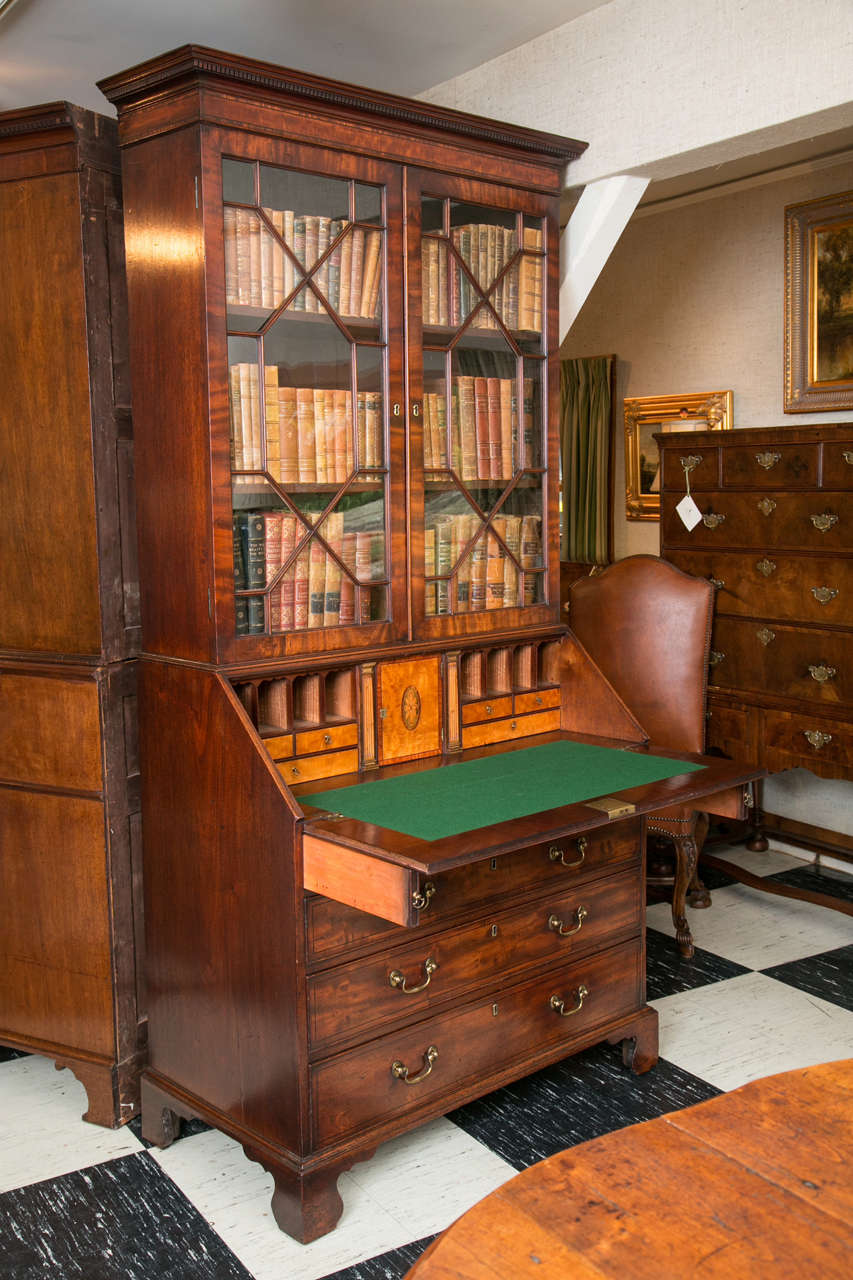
[0,101,119,173]
[98,44,587,168]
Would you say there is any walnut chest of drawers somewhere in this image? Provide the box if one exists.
[659,424,852,787]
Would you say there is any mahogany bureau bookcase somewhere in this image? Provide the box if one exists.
[0,104,144,1125]
[100,46,760,1242]
[658,424,852,861]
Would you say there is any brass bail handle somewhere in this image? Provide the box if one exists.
[548,906,588,937]
[391,1045,438,1085]
[389,957,437,994]
[550,985,589,1017]
[549,835,587,868]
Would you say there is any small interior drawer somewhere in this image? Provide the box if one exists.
[461,708,560,749]
[514,687,560,715]
[461,695,513,725]
[278,748,359,786]
[295,723,359,755]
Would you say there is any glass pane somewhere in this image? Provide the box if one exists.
[451,343,517,486]
[224,209,298,329]
[424,496,484,617]
[355,183,383,225]
[448,203,517,334]
[521,359,544,471]
[264,313,353,486]
[355,347,384,471]
[259,168,350,222]
[228,338,262,480]
[222,158,255,204]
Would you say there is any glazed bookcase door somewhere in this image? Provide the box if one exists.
[406,171,559,640]
[210,137,406,660]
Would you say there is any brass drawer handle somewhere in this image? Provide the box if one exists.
[680,455,702,472]
[485,703,493,715]
[812,586,838,604]
[811,512,838,532]
[808,665,837,684]
[323,733,332,746]
[549,835,587,868]
[290,764,300,777]
[804,730,832,750]
[411,881,436,912]
[702,512,726,529]
[392,1045,438,1085]
[756,558,777,577]
[843,451,853,465]
[708,577,725,590]
[389,957,437,994]
[535,695,543,706]
[548,906,588,937]
[757,497,776,516]
[755,451,781,469]
[709,650,726,665]
[757,628,775,646]
[550,985,589,1017]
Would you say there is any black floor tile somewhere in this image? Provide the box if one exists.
[762,943,853,1013]
[645,926,751,1000]
[0,1152,252,1280]
[769,863,853,904]
[0,1046,29,1063]
[448,1041,720,1171]
[320,1236,436,1280]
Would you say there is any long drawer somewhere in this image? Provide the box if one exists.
[308,868,641,1051]
[763,708,853,775]
[661,491,848,551]
[709,618,850,706]
[310,939,643,1145]
[666,550,852,627]
[305,819,642,965]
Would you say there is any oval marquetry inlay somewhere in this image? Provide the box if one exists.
[400,685,421,731]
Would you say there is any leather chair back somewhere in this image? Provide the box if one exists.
[568,555,714,755]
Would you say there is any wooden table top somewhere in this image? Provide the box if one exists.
[406,1059,853,1279]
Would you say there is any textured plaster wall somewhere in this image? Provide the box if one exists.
[561,158,853,835]
[419,0,853,187]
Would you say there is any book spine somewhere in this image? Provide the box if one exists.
[280,514,297,632]
[473,376,490,480]
[292,215,307,310]
[522,377,536,470]
[224,207,239,305]
[303,215,319,312]
[296,387,316,483]
[486,519,506,610]
[360,228,382,318]
[293,533,310,630]
[469,529,487,612]
[521,514,542,605]
[233,514,249,635]
[264,512,284,631]
[283,210,295,299]
[339,530,358,625]
[264,366,280,480]
[499,377,513,479]
[503,514,522,609]
[436,517,452,615]
[323,512,344,627]
[313,388,328,484]
[422,392,433,470]
[349,227,365,319]
[315,216,331,307]
[486,377,502,480]
[457,376,478,482]
[328,219,343,313]
[229,364,243,475]
[423,525,436,617]
[308,536,326,628]
[279,385,299,483]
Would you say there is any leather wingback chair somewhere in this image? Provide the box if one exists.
[568,555,715,958]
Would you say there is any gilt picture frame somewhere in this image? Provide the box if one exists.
[624,390,733,520]
[784,189,853,412]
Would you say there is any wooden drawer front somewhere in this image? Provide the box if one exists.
[666,551,853,627]
[461,708,560,750]
[706,700,755,760]
[661,447,720,492]
[305,821,641,965]
[662,492,849,551]
[278,748,359,786]
[710,618,851,706]
[721,443,819,489]
[263,733,293,761]
[311,940,642,1145]
[461,696,513,725]
[763,709,853,775]
[514,687,561,715]
[822,441,853,489]
[294,722,359,756]
[308,869,641,1051]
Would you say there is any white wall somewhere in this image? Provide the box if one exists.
[419,0,853,187]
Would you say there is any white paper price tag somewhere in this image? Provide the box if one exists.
[676,494,703,531]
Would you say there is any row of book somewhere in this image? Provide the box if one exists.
[424,514,542,615]
[422,225,543,332]
[230,364,383,484]
[423,376,537,479]
[224,208,382,318]
[234,510,385,634]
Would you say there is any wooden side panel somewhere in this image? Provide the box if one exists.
[0,171,102,654]
[0,671,102,792]
[303,835,418,927]
[138,660,305,1151]
[121,129,214,662]
[0,788,114,1056]
[558,633,647,743]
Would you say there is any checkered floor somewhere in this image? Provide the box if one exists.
[2,844,852,1280]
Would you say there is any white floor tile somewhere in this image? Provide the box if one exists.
[709,844,809,877]
[647,882,853,968]
[0,1055,143,1193]
[652,971,853,1091]
[152,1117,513,1280]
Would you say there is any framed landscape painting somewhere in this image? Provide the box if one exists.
[785,189,853,412]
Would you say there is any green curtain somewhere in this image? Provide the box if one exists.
[560,356,612,562]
